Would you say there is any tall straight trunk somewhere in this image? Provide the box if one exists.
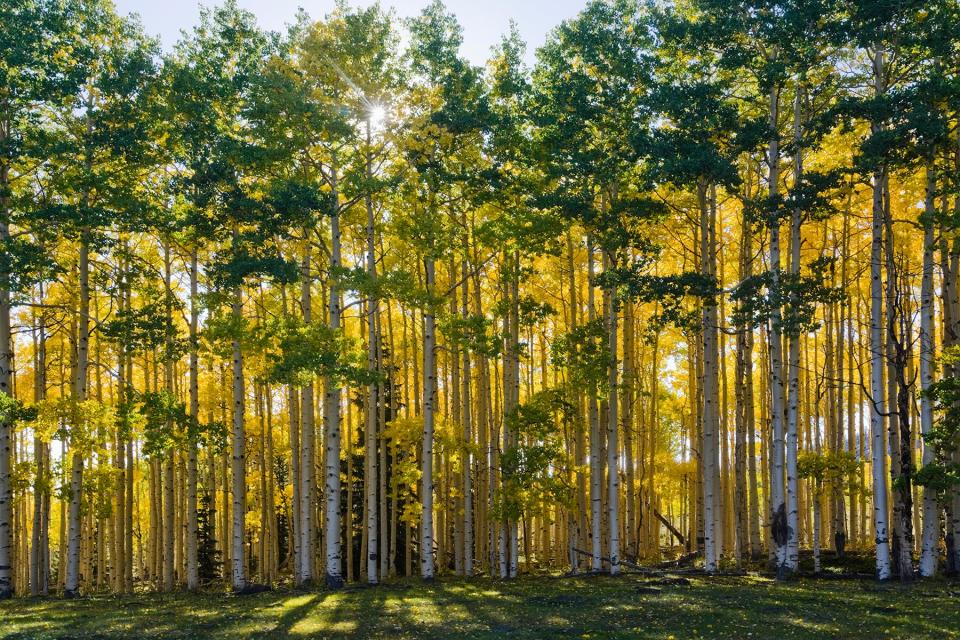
[461,245,474,576]
[163,244,175,591]
[567,232,587,570]
[124,351,134,592]
[842,198,858,548]
[377,308,388,579]
[113,265,128,593]
[952,137,960,574]
[186,249,200,589]
[699,181,720,573]
[65,232,91,597]
[298,241,317,585]
[0,152,13,600]
[450,259,463,576]
[869,48,892,581]
[603,248,621,575]
[587,238,602,572]
[364,131,379,584]
[918,157,939,577]
[766,83,789,577]
[498,280,510,579]
[623,301,635,561]
[507,250,520,578]
[783,90,804,573]
[30,298,49,596]
[230,280,247,591]
[324,209,344,586]
[884,185,915,580]
[944,235,960,573]
[0,220,11,600]
[746,316,761,559]
[421,255,437,579]
[648,338,660,560]
[734,200,751,567]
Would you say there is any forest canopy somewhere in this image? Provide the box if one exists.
[0,0,959,603]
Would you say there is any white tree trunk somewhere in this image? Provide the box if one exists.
[421,257,436,579]
[461,255,474,576]
[587,239,602,572]
[700,183,720,573]
[186,249,200,590]
[918,158,938,578]
[65,234,90,597]
[299,241,316,584]
[766,86,789,577]
[162,244,175,592]
[31,304,49,596]
[785,93,803,573]
[0,216,11,600]
[364,142,380,584]
[869,48,892,581]
[231,285,247,591]
[604,251,621,575]
[324,214,344,587]
[507,251,520,579]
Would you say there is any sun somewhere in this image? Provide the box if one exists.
[368,103,387,129]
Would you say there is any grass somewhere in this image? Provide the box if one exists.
[2,571,958,639]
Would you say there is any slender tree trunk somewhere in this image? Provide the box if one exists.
[186,249,200,589]
[784,89,803,573]
[587,238,602,572]
[231,279,247,591]
[65,232,91,597]
[0,153,13,601]
[602,247,621,575]
[699,181,720,573]
[766,84,789,578]
[364,131,380,584]
[508,251,520,578]
[918,156,939,577]
[421,256,437,580]
[623,301,635,562]
[461,244,474,576]
[324,207,344,587]
[869,49,892,581]
[163,244,175,591]
[30,298,48,596]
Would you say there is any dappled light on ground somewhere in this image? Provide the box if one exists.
[2,574,958,639]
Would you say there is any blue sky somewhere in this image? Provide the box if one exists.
[113,0,588,66]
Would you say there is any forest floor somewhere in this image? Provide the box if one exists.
[2,567,959,639]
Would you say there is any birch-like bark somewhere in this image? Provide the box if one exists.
[0,212,11,600]
[766,83,789,577]
[364,122,380,584]
[186,249,200,589]
[918,156,939,577]
[784,90,803,572]
[65,233,90,597]
[297,241,316,585]
[699,181,720,573]
[324,211,344,585]
[587,239,602,572]
[605,255,620,576]
[421,256,437,579]
[162,244,175,592]
[230,281,247,591]
[30,297,48,596]
[869,48,892,582]
[462,244,474,576]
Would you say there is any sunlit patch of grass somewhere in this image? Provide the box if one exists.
[2,571,959,639]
